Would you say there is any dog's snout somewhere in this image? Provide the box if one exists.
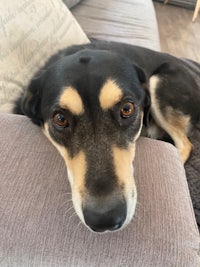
[83,200,127,232]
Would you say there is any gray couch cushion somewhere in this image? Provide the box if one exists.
[72,0,160,51]
[0,114,199,267]
[63,0,82,9]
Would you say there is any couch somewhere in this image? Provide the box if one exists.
[0,0,199,266]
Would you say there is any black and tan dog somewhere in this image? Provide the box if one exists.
[14,40,200,232]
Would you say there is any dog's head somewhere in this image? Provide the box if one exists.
[19,49,150,232]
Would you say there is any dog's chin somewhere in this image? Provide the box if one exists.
[70,188,137,233]
[67,164,137,233]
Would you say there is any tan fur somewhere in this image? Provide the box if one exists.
[165,107,192,163]
[133,113,144,142]
[43,123,87,225]
[149,76,192,163]
[112,144,136,185]
[99,79,123,110]
[59,86,84,115]
[112,144,137,226]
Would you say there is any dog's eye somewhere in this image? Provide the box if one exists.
[120,102,134,118]
[52,112,69,127]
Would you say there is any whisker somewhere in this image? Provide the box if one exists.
[136,201,143,207]
[59,200,72,209]
[138,185,148,188]
[75,221,83,232]
[65,199,73,204]
[67,211,77,220]
[64,206,74,216]
[59,192,72,197]
[132,215,140,224]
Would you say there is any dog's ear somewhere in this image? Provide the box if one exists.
[19,71,45,126]
[134,65,151,127]
[134,65,146,87]
[143,89,151,127]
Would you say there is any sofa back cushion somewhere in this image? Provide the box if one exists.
[0,0,89,113]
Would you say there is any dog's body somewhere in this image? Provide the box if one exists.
[14,40,200,232]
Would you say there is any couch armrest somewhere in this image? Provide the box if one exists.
[0,114,199,266]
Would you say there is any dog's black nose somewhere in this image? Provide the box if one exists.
[83,201,127,232]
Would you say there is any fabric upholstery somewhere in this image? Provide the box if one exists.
[72,0,160,51]
[0,0,89,113]
[0,114,199,267]
[63,0,83,9]
[185,124,200,229]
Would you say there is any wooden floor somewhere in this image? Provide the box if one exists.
[154,2,200,62]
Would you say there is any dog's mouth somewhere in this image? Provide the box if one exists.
[70,179,137,233]
[64,145,137,233]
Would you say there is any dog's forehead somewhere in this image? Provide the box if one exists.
[55,50,139,110]
[56,49,137,86]
[65,48,126,68]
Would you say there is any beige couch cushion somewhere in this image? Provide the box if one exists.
[0,114,199,267]
[0,0,89,113]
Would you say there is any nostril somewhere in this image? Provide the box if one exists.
[90,221,123,232]
[83,201,127,232]
[109,222,123,231]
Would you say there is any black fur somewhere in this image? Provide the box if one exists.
[14,39,200,128]
[13,39,200,232]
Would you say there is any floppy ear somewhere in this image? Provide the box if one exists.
[134,65,146,87]
[143,90,151,127]
[15,71,45,126]
[135,65,151,127]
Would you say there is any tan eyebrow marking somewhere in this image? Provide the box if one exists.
[99,79,123,110]
[59,87,84,115]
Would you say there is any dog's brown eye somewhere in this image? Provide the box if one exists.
[53,113,69,127]
[120,102,135,118]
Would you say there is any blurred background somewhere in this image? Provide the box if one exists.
[153,1,200,61]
